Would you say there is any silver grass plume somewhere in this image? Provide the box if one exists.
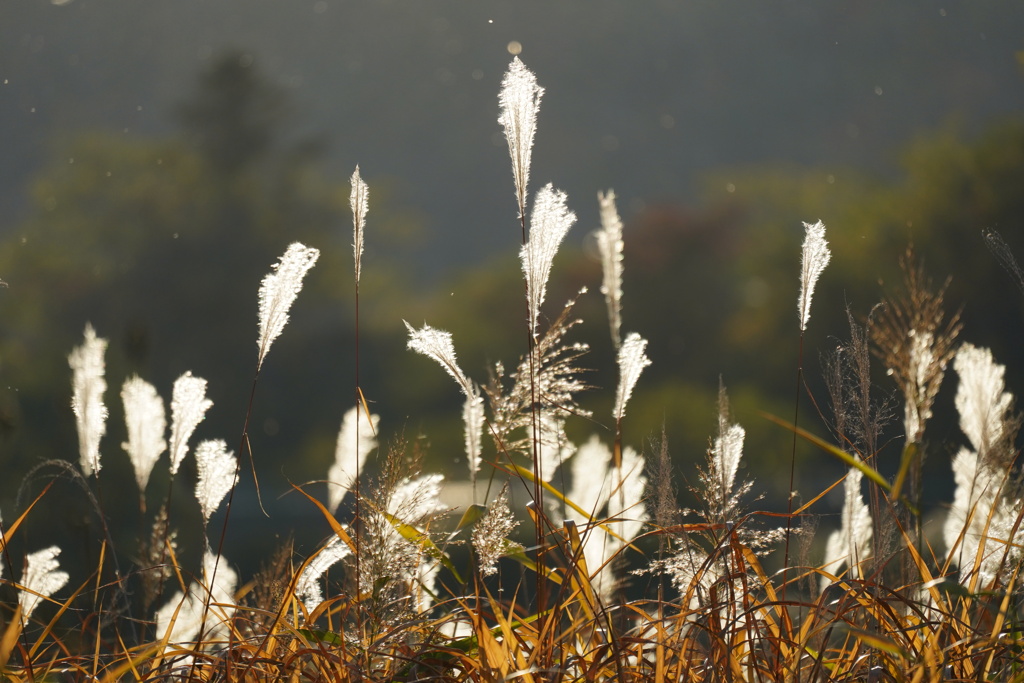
[613,332,651,422]
[797,220,831,332]
[121,375,167,494]
[521,184,576,340]
[328,406,380,514]
[194,439,238,524]
[608,445,648,542]
[537,412,575,484]
[954,343,1013,458]
[821,467,872,590]
[944,343,1022,583]
[870,251,961,446]
[168,372,213,475]
[463,387,485,489]
[18,546,70,620]
[295,536,352,613]
[257,242,320,370]
[350,166,368,284]
[596,190,625,347]
[155,550,237,647]
[485,295,591,457]
[498,57,544,219]
[405,321,475,398]
[358,473,445,602]
[472,484,519,577]
[69,323,108,476]
[582,444,646,603]
[568,435,612,521]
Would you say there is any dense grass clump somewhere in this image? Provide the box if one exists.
[2,58,1024,683]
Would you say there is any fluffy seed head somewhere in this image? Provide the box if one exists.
[954,343,1014,458]
[798,220,831,331]
[168,372,213,475]
[613,332,651,421]
[463,388,485,488]
[257,242,320,369]
[121,375,167,494]
[69,323,108,476]
[328,406,380,514]
[351,166,368,284]
[194,439,238,523]
[498,57,544,218]
[521,184,576,339]
[19,546,70,620]
[596,190,625,347]
[405,321,475,398]
[472,485,519,577]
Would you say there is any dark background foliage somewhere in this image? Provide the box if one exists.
[1,0,1023,578]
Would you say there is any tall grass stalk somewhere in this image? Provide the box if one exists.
[7,56,1024,683]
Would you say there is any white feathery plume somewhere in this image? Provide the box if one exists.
[155,551,237,647]
[404,321,475,398]
[613,332,651,421]
[462,388,485,488]
[69,323,108,476]
[295,536,352,613]
[608,446,648,542]
[498,57,544,218]
[168,372,213,475]
[257,242,320,370]
[389,473,445,521]
[568,435,612,521]
[328,406,380,514]
[121,375,167,494]
[472,485,519,577]
[414,558,440,613]
[904,330,937,441]
[536,412,575,483]
[596,190,625,348]
[521,184,576,339]
[583,446,646,604]
[194,439,238,524]
[713,424,746,504]
[944,446,1003,583]
[18,546,70,620]
[954,343,1013,456]
[350,166,368,285]
[944,343,1018,583]
[797,220,831,332]
[821,467,873,590]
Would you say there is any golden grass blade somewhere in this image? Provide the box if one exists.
[292,484,357,556]
[0,606,22,671]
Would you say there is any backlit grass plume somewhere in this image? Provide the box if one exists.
[168,371,213,475]
[463,387,485,490]
[596,190,624,347]
[521,184,576,340]
[498,57,543,219]
[797,219,831,332]
[18,546,70,621]
[121,375,166,496]
[256,242,320,370]
[944,342,1022,584]
[155,551,237,648]
[328,405,380,514]
[871,250,961,445]
[194,439,238,524]
[350,166,368,284]
[613,332,651,422]
[821,466,872,589]
[404,321,475,398]
[69,323,108,476]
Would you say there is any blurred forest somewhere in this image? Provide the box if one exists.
[2,24,1024,573]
